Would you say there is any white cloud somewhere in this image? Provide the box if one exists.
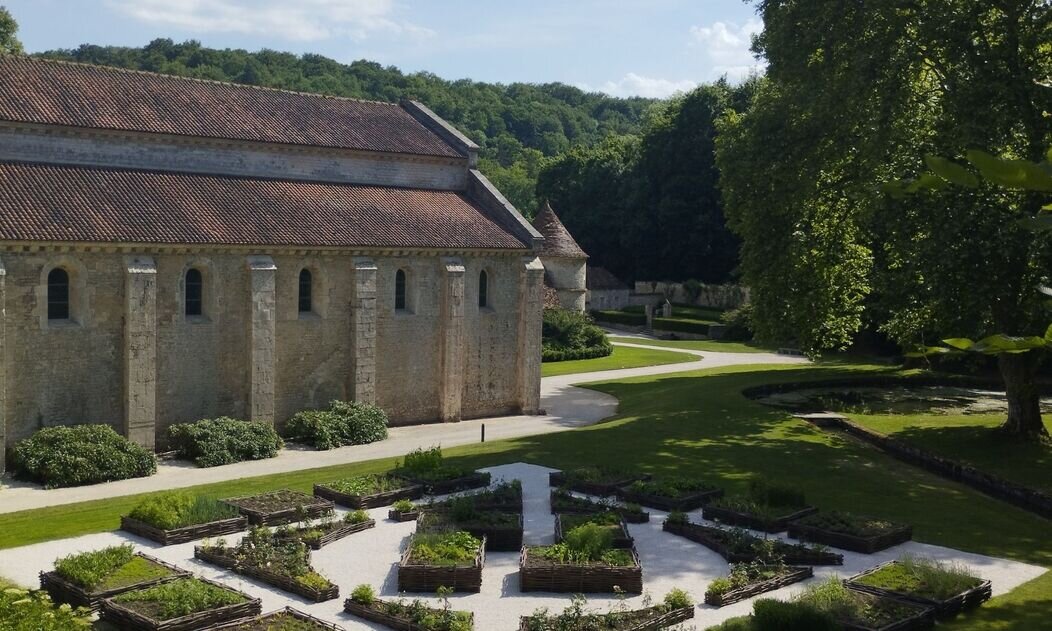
[689,18,765,81]
[583,73,698,99]
[105,0,434,42]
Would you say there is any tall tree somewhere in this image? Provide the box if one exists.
[0,6,23,55]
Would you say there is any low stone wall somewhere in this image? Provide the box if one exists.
[632,282,749,310]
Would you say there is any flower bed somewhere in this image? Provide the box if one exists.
[398,531,486,593]
[195,528,339,602]
[549,467,650,496]
[519,603,693,631]
[274,510,376,550]
[221,489,334,526]
[101,576,261,631]
[662,516,843,565]
[788,511,912,553]
[40,545,189,611]
[424,480,523,513]
[549,489,650,523]
[797,577,935,631]
[313,474,423,509]
[344,586,475,631]
[210,606,347,630]
[554,512,633,549]
[392,447,491,495]
[418,509,524,552]
[121,492,247,545]
[519,545,643,593]
[616,476,723,512]
[846,558,991,619]
[704,564,813,606]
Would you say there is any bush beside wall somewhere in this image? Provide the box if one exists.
[168,417,284,468]
[11,424,157,488]
[592,310,647,327]
[286,400,389,450]
[542,308,613,362]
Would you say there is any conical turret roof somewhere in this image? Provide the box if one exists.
[531,202,587,258]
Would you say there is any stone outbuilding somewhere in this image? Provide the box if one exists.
[531,202,587,312]
[586,266,631,311]
[0,56,551,472]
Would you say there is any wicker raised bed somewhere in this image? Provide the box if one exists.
[389,508,420,522]
[846,561,992,619]
[834,590,936,631]
[703,503,818,533]
[554,513,633,549]
[549,490,651,523]
[194,546,339,602]
[418,511,524,552]
[398,534,486,593]
[704,565,813,606]
[221,489,334,526]
[274,518,376,550]
[616,484,723,512]
[39,553,189,611]
[518,605,693,631]
[549,471,650,496]
[519,545,643,593]
[425,484,524,513]
[119,515,249,546]
[209,606,347,630]
[401,471,492,495]
[344,598,475,630]
[99,577,261,631]
[662,519,843,565]
[788,518,912,554]
[313,480,423,509]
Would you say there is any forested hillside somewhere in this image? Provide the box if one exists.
[36,39,655,216]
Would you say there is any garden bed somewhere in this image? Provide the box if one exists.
[518,604,693,631]
[550,489,650,523]
[788,511,912,553]
[418,510,524,552]
[703,502,818,533]
[398,532,486,593]
[846,559,991,619]
[211,606,347,630]
[519,545,643,593]
[100,576,261,631]
[549,468,650,496]
[221,489,334,526]
[704,565,813,606]
[121,493,248,545]
[402,470,492,495]
[344,595,474,630]
[40,548,189,611]
[120,515,248,546]
[662,517,843,565]
[798,579,936,631]
[274,512,376,550]
[554,512,633,548]
[424,480,524,513]
[392,446,491,495]
[616,477,723,512]
[313,474,423,509]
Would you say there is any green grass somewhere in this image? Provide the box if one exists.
[845,412,1052,494]
[0,361,1048,629]
[540,344,695,376]
[608,336,773,354]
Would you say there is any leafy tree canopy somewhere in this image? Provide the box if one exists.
[0,5,23,55]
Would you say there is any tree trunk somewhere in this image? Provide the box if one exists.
[998,352,1049,440]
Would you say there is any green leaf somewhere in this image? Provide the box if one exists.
[1040,203,1052,212]
[966,150,1052,191]
[972,334,1046,354]
[1047,147,1052,163]
[880,180,909,199]
[1016,216,1052,232]
[942,338,975,350]
[1045,323,1052,341]
[905,346,958,357]
[924,155,979,187]
[906,173,949,193]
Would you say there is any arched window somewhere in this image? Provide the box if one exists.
[395,269,407,310]
[298,269,313,313]
[47,268,70,320]
[185,268,203,316]
[478,270,489,308]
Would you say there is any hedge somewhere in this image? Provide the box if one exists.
[11,425,157,488]
[168,418,283,468]
[285,400,389,450]
[592,310,646,327]
[653,317,711,335]
[542,308,613,362]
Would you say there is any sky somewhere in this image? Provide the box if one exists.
[3,0,765,98]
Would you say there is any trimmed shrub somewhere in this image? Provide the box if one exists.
[168,417,283,467]
[285,400,388,450]
[653,317,711,335]
[721,303,754,341]
[591,309,646,326]
[11,424,156,488]
[752,598,837,631]
[542,308,613,362]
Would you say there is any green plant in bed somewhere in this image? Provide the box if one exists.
[711,477,807,515]
[112,577,244,620]
[536,522,634,566]
[202,527,335,591]
[793,510,903,537]
[797,577,919,628]
[626,476,717,498]
[394,447,476,482]
[407,531,482,566]
[322,473,411,496]
[856,555,983,600]
[392,499,416,513]
[53,544,171,591]
[128,492,239,529]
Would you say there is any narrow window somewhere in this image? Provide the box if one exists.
[395,269,407,310]
[478,270,489,308]
[47,268,70,320]
[298,269,313,313]
[185,268,203,316]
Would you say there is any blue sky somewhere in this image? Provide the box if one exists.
[3,0,763,98]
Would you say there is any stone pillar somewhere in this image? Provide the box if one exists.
[350,257,378,404]
[439,258,465,422]
[0,257,6,473]
[123,256,157,449]
[518,256,545,414]
[246,256,277,424]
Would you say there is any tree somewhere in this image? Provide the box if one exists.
[0,6,23,55]
[717,1,1052,440]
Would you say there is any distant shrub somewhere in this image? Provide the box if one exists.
[592,309,647,327]
[0,584,91,630]
[721,303,754,341]
[168,417,283,467]
[542,308,613,362]
[350,583,376,605]
[12,424,156,488]
[752,598,837,631]
[285,400,388,450]
[653,317,711,335]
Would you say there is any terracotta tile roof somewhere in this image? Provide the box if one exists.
[0,56,463,158]
[531,202,587,258]
[586,265,629,291]
[0,161,528,250]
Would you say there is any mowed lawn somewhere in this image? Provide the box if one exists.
[608,335,775,354]
[0,362,1047,630]
[540,343,695,376]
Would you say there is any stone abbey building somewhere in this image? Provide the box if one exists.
[0,57,548,472]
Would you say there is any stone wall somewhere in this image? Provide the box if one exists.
[632,281,749,310]
[540,256,586,312]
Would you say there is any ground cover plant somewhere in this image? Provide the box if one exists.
[11,424,156,488]
[274,509,374,549]
[619,475,722,511]
[167,417,283,467]
[540,344,694,377]
[541,307,613,362]
[52,545,172,592]
[663,512,843,565]
[107,576,254,623]
[345,584,473,631]
[521,590,695,630]
[0,585,92,630]
[706,477,815,532]
[549,489,650,523]
[392,446,490,493]
[285,400,388,450]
